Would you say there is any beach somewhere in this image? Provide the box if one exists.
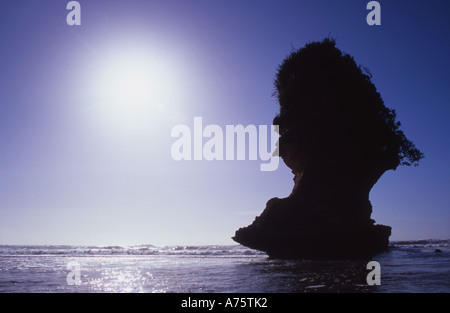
[0,240,448,293]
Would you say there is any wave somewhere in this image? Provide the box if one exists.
[0,244,265,257]
[1,240,448,257]
[390,239,450,248]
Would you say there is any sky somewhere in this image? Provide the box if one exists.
[0,0,449,246]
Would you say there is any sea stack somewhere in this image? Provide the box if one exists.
[233,39,423,259]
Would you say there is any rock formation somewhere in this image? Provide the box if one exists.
[233,39,423,259]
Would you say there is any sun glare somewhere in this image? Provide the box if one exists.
[112,66,153,109]
[89,49,181,135]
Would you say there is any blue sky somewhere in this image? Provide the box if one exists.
[0,0,449,245]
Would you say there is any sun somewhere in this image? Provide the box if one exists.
[102,57,161,110]
[110,65,153,109]
[90,49,179,135]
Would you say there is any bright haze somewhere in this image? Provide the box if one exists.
[0,1,449,246]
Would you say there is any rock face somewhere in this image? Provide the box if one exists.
[232,144,392,259]
[231,39,423,259]
[232,163,392,259]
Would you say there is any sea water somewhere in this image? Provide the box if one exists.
[0,240,449,293]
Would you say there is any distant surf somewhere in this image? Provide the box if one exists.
[0,244,265,256]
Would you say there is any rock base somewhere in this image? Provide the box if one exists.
[233,197,391,260]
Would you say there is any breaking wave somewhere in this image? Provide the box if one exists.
[0,244,266,257]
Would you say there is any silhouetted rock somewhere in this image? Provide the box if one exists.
[233,39,423,259]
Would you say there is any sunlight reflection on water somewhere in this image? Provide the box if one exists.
[1,243,449,293]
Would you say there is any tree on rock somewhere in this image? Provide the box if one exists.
[273,38,423,174]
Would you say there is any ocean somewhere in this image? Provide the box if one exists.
[0,240,449,293]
